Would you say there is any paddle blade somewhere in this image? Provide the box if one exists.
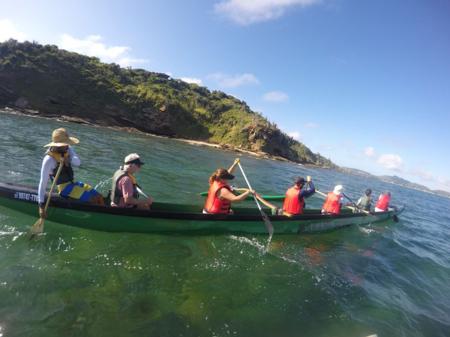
[260,211,274,237]
[30,218,45,236]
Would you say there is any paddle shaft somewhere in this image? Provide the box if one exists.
[316,189,370,214]
[237,163,274,236]
[136,186,149,198]
[30,158,65,236]
[42,159,65,214]
[237,163,261,211]
[315,189,327,199]
[342,193,357,206]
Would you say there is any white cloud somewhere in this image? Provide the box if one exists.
[377,154,403,171]
[207,72,259,88]
[180,77,203,85]
[407,169,450,192]
[288,131,301,140]
[410,168,434,181]
[305,122,319,128]
[0,19,27,42]
[215,0,322,25]
[263,90,289,102]
[436,177,450,192]
[364,146,375,157]
[59,34,148,67]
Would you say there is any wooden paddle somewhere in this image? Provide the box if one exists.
[30,158,64,236]
[315,189,370,215]
[136,186,149,198]
[237,162,274,237]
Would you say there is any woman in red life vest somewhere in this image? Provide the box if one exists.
[375,191,391,212]
[203,159,254,214]
[321,185,344,215]
[282,176,316,216]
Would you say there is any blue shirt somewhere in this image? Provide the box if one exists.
[299,181,315,200]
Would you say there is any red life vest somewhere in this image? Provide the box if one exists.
[322,192,341,215]
[282,187,305,215]
[376,194,391,211]
[204,180,232,214]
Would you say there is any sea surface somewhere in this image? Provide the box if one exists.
[0,112,449,337]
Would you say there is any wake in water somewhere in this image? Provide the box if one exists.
[228,235,304,265]
[94,177,113,196]
[0,225,25,242]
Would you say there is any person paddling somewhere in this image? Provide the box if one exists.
[356,188,373,212]
[281,176,315,216]
[321,185,344,215]
[111,153,153,209]
[203,158,254,214]
[38,128,104,218]
[375,191,391,212]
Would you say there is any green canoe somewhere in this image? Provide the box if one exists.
[0,183,403,235]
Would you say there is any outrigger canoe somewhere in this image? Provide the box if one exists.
[0,183,404,234]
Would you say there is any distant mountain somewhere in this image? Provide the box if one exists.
[338,167,374,178]
[377,175,429,191]
[339,168,450,199]
[432,189,450,199]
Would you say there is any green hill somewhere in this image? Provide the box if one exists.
[0,39,335,167]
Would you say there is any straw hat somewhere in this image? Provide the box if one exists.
[44,128,79,147]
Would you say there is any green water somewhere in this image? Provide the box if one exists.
[1,112,449,337]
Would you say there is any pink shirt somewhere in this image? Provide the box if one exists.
[111,176,135,208]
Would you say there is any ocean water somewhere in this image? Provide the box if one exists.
[0,112,449,337]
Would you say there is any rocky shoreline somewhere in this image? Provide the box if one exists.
[0,107,304,165]
[3,107,448,199]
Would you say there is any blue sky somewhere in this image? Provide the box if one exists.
[1,0,449,192]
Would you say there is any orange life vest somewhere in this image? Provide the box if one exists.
[322,192,341,215]
[376,194,391,211]
[204,180,232,214]
[282,187,305,215]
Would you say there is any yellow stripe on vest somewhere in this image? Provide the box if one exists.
[58,182,94,200]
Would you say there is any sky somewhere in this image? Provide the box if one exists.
[1,0,450,192]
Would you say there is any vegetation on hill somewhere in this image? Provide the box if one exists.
[0,39,335,167]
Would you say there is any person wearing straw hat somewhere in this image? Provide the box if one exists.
[110,153,153,209]
[38,128,104,218]
[321,184,344,215]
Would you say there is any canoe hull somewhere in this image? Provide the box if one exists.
[0,183,402,234]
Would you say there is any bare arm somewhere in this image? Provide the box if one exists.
[233,187,248,193]
[255,193,277,209]
[219,187,251,202]
[121,178,152,207]
[227,158,240,174]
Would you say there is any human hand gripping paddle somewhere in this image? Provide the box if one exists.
[30,158,64,237]
[237,162,274,238]
[136,186,153,201]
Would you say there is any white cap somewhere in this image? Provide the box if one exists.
[124,153,144,165]
[333,185,343,195]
